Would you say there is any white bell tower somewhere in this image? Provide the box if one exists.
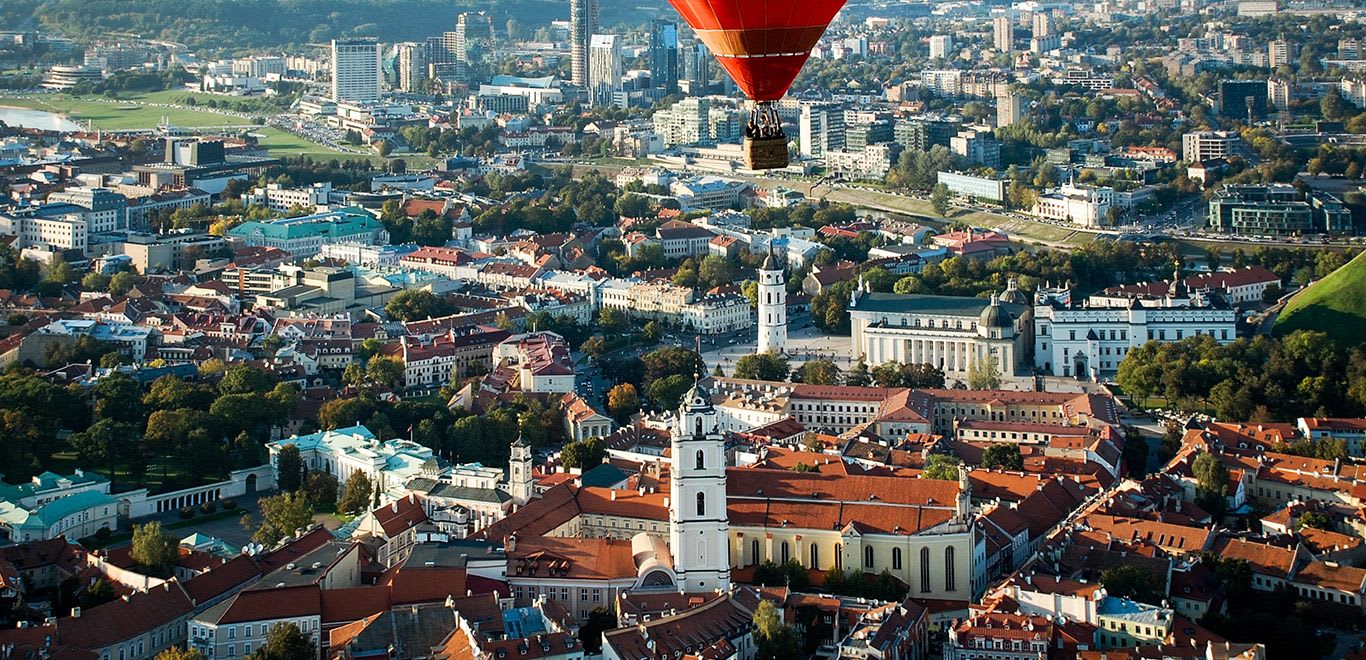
[509,433,534,506]
[756,247,787,355]
[669,377,731,593]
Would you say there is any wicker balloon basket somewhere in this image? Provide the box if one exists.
[744,135,789,170]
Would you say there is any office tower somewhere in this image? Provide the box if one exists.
[997,93,1024,128]
[929,35,953,60]
[683,41,712,93]
[455,12,495,65]
[394,42,427,93]
[1218,79,1268,122]
[588,34,622,107]
[650,19,681,94]
[799,103,845,158]
[994,16,1014,52]
[331,38,381,103]
[570,0,599,87]
[1033,12,1053,38]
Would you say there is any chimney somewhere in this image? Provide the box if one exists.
[71,607,81,619]
[391,500,399,513]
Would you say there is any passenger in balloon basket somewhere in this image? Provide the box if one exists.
[744,102,788,170]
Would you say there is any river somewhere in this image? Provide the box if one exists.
[0,105,84,132]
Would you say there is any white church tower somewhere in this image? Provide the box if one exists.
[756,248,787,355]
[509,433,534,506]
[669,377,731,593]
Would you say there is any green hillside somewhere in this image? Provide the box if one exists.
[1275,250,1366,346]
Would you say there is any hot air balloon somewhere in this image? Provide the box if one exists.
[666,0,848,170]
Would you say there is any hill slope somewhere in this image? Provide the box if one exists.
[1275,250,1366,346]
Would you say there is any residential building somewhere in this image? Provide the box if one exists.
[1183,130,1240,163]
[825,144,897,181]
[950,129,1002,169]
[393,42,427,93]
[45,187,127,234]
[994,16,1014,52]
[930,35,954,60]
[242,182,332,214]
[997,93,1024,128]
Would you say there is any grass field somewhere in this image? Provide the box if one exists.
[1,94,248,130]
[1275,250,1366,346]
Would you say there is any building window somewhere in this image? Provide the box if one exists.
[920,547,931,592]
[945,546,956,591]
[810,544,819,568]
[751,539,760,565]
[695,449,704,470]
[696,492,705,517]
[892,548,902,570]
[864,546,874,568]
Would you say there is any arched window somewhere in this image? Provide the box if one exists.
[810,543,819,568]
[892,547,902,570]
[781,542,790,564]
[919,547,931,593]
[695,492,705,517]
[864,545,874,568]
[695,449,705,470]
[750,539,760,565]
[945,547,956,592]
[694,417,703,435]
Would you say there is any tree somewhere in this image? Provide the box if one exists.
[922,454,962,480]
[606,383,640,423]
[92,372,144,424]
[647,373,693,409]
[579,607,617,654]
[250,622,315,660]
[1192,451,1229,512]
[1101,564,1163,605]
[81,271,111,291]
[734,352,790,381]
[365,356,405,389]
[981,443,1023,471]
[1297,510,1332,531]
[561,437,606,470]
[337,470,373,514]
[218,364,273,395]
[108,271,138,296]
[597,307,627,335]
[301,471,338,510]
[967,354,1002,390]
[130,521,175,572]
[254,492,315,546]
[275,444,304,492]
[844,358,871,387]
[155,649,207,660]
[384,289,453,322]
[1122,425,1149,478]
[796,359,841,385]
[931,183,952,216]
[753,600,801,660]
[68,420,141,490]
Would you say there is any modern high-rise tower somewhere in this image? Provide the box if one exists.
[588,34,622,108]
[570,0,599,87]
[649,19,681,94]
[455,12,495,65]
[331,38,381,103]
[756,249,787,355]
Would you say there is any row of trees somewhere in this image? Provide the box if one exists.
[1117,330,1366,421]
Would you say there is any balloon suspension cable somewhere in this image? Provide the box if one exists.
[745,101,785,141]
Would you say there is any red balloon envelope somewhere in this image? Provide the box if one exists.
[666,0,848,101]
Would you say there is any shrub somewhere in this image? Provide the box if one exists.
[179,506,195,519]
[222,499,238,511]
[94,527,112,541]
[199,500,217,514]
